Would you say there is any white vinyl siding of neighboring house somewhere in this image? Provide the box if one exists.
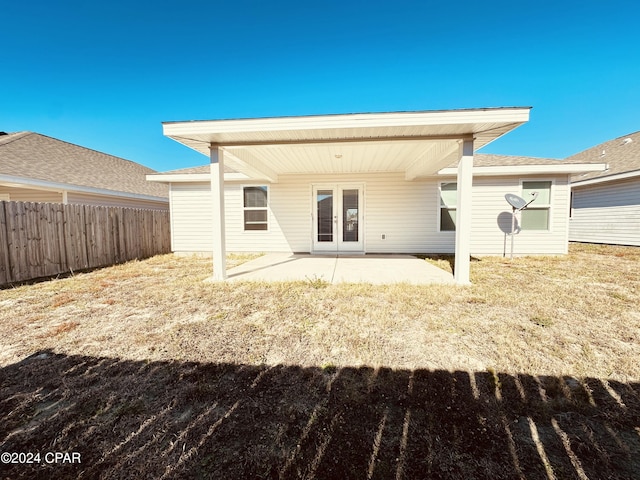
[0,186,63,203]
[569,177,640,246]
[0,186,168,210]
[168,172,572,256]
[65,192,169,210]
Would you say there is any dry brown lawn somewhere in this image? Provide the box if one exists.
[1,244,639,479]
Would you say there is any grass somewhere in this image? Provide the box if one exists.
[1,243,639,479]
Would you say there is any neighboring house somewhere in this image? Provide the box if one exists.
[147,108,605,284]
[568,131,640,246]
[0,131,169,209]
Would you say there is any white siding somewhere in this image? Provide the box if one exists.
[569,177,640,246]
[468,175,570,255]
[168,173,572,255]
[66,192,169,210]
[170,182,214,252]
[0,186,62,203]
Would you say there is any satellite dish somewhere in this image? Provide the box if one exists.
[505,193,528,210]
[504,191,539,259]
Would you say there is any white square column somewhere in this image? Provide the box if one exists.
[454,139,474,285]
[210,145,227,280]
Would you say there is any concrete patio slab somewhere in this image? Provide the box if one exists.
[224,254,455,285]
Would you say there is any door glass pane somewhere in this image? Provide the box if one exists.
[317,190,333,242]
[342,189,358,242]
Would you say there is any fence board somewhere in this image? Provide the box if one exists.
[0,201,170,286]
[25,202,45,280]
[0,202,10,285]
[10,202,29,282]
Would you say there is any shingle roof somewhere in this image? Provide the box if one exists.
[0,131,168,198]
[156,164,236,175]
[454,153,565,167]
[568,131,640,183]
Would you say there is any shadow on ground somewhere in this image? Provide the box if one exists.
[1,352,639,479]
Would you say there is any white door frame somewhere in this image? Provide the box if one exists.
[312,183,364,253]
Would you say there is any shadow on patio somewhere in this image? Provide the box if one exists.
[1,352,639,479]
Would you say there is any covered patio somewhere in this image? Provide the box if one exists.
[162,108,531,284]
[224,253,456,285]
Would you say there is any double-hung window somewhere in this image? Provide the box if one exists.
[521,181,551,231]
[243,186,268,231]
[439,182,457,231]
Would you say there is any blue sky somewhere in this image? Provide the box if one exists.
[2,0,639,172]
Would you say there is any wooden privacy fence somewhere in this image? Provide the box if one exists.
[0,201,171,286]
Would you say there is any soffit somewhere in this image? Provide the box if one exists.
[163,108,530,179]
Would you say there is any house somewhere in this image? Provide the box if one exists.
[568,131,640,246]
[147,108,605,284]
[0,131,169,209]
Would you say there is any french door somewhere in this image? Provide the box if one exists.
[312,184,363,253]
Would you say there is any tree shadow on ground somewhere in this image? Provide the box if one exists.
[1,351,639,479]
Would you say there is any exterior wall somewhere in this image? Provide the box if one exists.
[0,186,63,203]
[468,175,570,255]
[169,172,571,255]
[169,182,213,252]
[66,192,169,210]
[569,177,640,246]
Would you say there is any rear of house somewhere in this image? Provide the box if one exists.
[569,131,640,246]
[152,156,597,257]
[148,109,606,283]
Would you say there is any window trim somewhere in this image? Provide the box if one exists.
[437,181,457,232]
[519,179,554,232]
[242,185,269,232]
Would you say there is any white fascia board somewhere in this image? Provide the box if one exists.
[163,107,531,136]
[146,172,248,183]
[571,169,640,187]
[0,174,168,202]
[437,163,607,176]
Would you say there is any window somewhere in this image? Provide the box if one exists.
[243,186,268,231]
[521,181,551,230]
[439,182,457,231]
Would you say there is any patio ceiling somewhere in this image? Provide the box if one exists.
[163,108,531,182]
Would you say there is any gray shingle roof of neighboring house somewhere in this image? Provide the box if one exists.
[569,131,640,183]
[0,131,168,198]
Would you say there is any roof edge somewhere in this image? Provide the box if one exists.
[0,174,168,202]
[438,163,607,176]
[162,106,533,126]
[571,169,640,186]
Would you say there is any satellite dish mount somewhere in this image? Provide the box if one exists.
[504,192,538,259]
